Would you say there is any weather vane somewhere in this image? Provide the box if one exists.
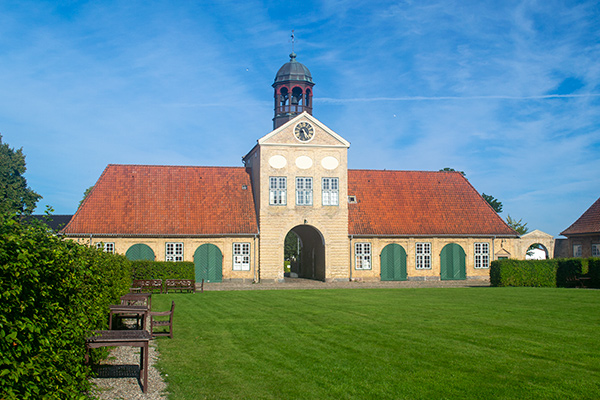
[290,29,295,53]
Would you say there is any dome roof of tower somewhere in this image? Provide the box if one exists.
[274,53,313,84]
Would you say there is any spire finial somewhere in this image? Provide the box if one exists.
[291,30,295,53]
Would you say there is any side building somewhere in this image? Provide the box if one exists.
[560,197,600,258]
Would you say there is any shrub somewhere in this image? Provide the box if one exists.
[556,258,583,287]
[588,258,600,289]
[490,259,558,287]
[0,215,131,399]
[131,260,194,280]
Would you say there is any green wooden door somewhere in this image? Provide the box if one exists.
[440,243,466,280]
[194,244,222,283]
[125,244,155,261]
[380,244,407,281]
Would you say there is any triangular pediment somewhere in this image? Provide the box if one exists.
[258,112,350,148]
[520,229,554,239]
[495,248,511,257]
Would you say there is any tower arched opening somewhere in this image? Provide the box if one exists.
[291,86,304,107]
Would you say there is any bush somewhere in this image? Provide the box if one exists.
[131,260,194,280]
[588,258,600,289]
[0,215,131,399]
[556,259,583,287]
[490,259,558,287]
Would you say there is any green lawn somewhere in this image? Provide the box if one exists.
[151,288,600,399]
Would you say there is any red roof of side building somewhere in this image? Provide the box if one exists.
[62,165,258,236]
[348,170,517,237]
[561,197,600,236]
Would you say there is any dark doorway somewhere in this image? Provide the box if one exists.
[284,225,326,281]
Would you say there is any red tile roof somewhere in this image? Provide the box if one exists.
[348,170,517,236]
[62,165,258,236]
[561,197,600,236]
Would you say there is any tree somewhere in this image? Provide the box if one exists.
[506,214,529,235]
[78,186,94,209]
[482,193,503,213]
[0,134,41,215]
[284,231,300,260]
[439,167,466,176]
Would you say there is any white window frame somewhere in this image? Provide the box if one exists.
[322,177,339,206]
[355,242,371,270]
[416,243,431,270]
[96,242,115,254]
[573,244,582,258]
[593,244,600,257]
[166,242,183,262]
[269,176,287,205]
[296,177,313,206]
[474,243,490,269]
[233,243,251,271]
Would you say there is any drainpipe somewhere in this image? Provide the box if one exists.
[253,234,258,283]
[349,235,353,281]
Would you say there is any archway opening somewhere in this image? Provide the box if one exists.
[283,225,325,281]
[526,243,549,260]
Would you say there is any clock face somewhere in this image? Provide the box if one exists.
[294,121,314,142]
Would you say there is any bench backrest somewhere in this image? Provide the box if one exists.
[132,279,163,293]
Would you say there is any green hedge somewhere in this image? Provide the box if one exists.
[0,215,132,399]
[131,260,194,280]
[555,259,583,287]
[490,258,598,288]
[490,259,559,287]
[589,258,600,288]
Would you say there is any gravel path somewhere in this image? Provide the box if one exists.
[89,330,169,399]
[201,277,491,291]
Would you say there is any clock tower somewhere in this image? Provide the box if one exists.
[272,52,315,129]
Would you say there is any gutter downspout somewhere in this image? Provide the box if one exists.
[253,233,259,283]
[349,235,353,281]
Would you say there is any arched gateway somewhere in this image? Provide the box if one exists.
[286,225,326,281]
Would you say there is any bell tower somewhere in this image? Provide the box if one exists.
[272,52,315,129]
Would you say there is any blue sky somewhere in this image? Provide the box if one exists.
[1,0,599,237]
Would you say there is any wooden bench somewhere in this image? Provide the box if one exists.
[566,275,591,288]
[132,279,163,294]
[85,330,152,393]
[165,279,195,293]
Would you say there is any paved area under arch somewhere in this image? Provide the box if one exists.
[200,277,490,291]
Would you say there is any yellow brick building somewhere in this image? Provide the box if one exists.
[63,53,520,283]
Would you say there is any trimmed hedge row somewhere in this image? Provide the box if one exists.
[0,215,132,399]
[589,258,600,288]
[131,260,194,280]
[490,259,559,287]
[490,258,598,288]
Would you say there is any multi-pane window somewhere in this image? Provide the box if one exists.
[593,244,600,257]
[322,177,339,206]
[166,242,183,261]
[573,244,582,258]
[416,243,431,269]
[96,242,115,254]
[355,243,371,270]
[269,177,286,205]
[233,243,251,271]
[474,243,490,269]
[296,177,313,206]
